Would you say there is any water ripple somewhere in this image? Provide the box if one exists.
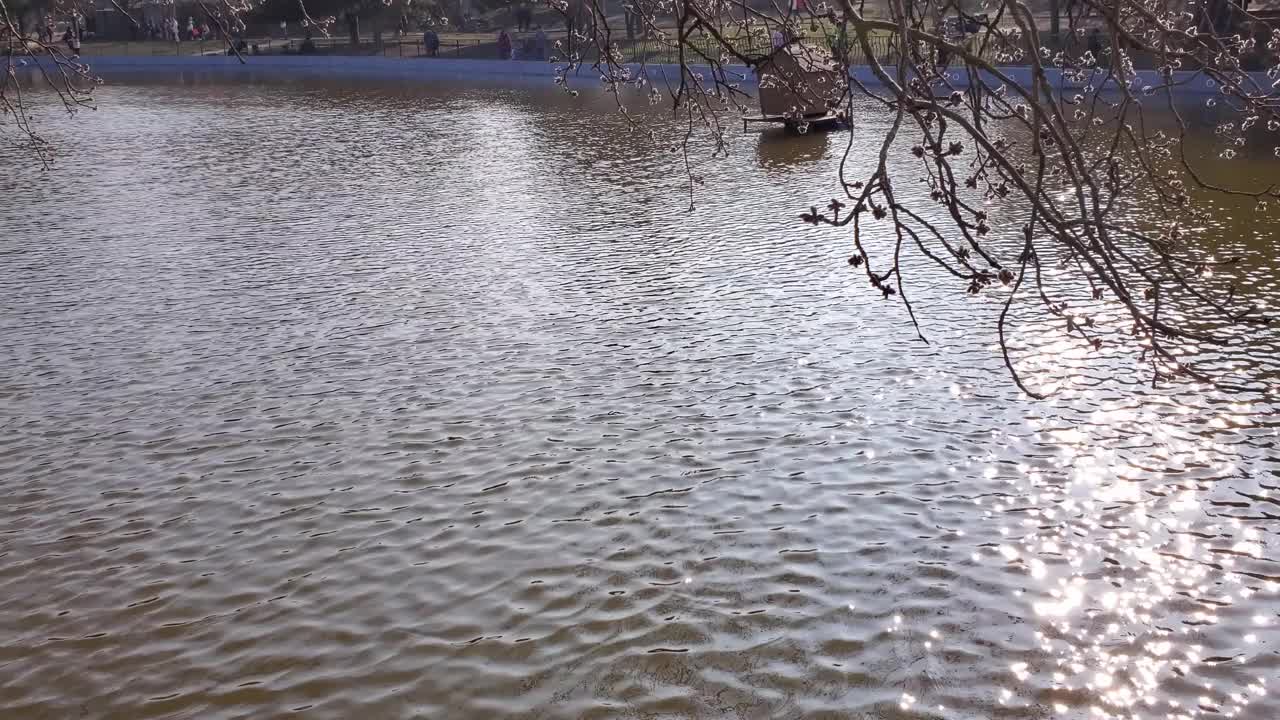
[1,75,1278,719]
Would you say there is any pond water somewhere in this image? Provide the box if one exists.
[2,75,1279,719]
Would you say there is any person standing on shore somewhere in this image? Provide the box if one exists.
[497,29,512,60]
[64,14,81,56]
[533,25,547,59]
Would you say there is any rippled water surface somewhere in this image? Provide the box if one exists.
[3,76,1280,719]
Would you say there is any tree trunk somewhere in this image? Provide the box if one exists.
[1049,0,1060,45]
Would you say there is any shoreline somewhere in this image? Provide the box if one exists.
[21,54,1272,97]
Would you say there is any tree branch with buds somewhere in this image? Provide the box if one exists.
[559,0,1279,395]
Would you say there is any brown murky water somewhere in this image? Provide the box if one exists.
[2,76,1279,719]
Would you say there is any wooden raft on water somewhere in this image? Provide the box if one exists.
[744,44,848,134]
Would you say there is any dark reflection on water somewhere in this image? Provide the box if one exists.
[753,128,832,171]
[1,75,1279,720]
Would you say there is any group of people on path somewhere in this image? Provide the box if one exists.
[32,13,84,54]
[34,11,224,58]
[137,17,212,42]
[29,13,85,56]
[495,27,549,60]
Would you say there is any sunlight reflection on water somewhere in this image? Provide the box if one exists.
[0,76,1277,720]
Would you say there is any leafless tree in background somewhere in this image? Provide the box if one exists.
[555,0,1280,396]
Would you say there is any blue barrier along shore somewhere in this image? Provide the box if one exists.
[22,54,1272,96]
